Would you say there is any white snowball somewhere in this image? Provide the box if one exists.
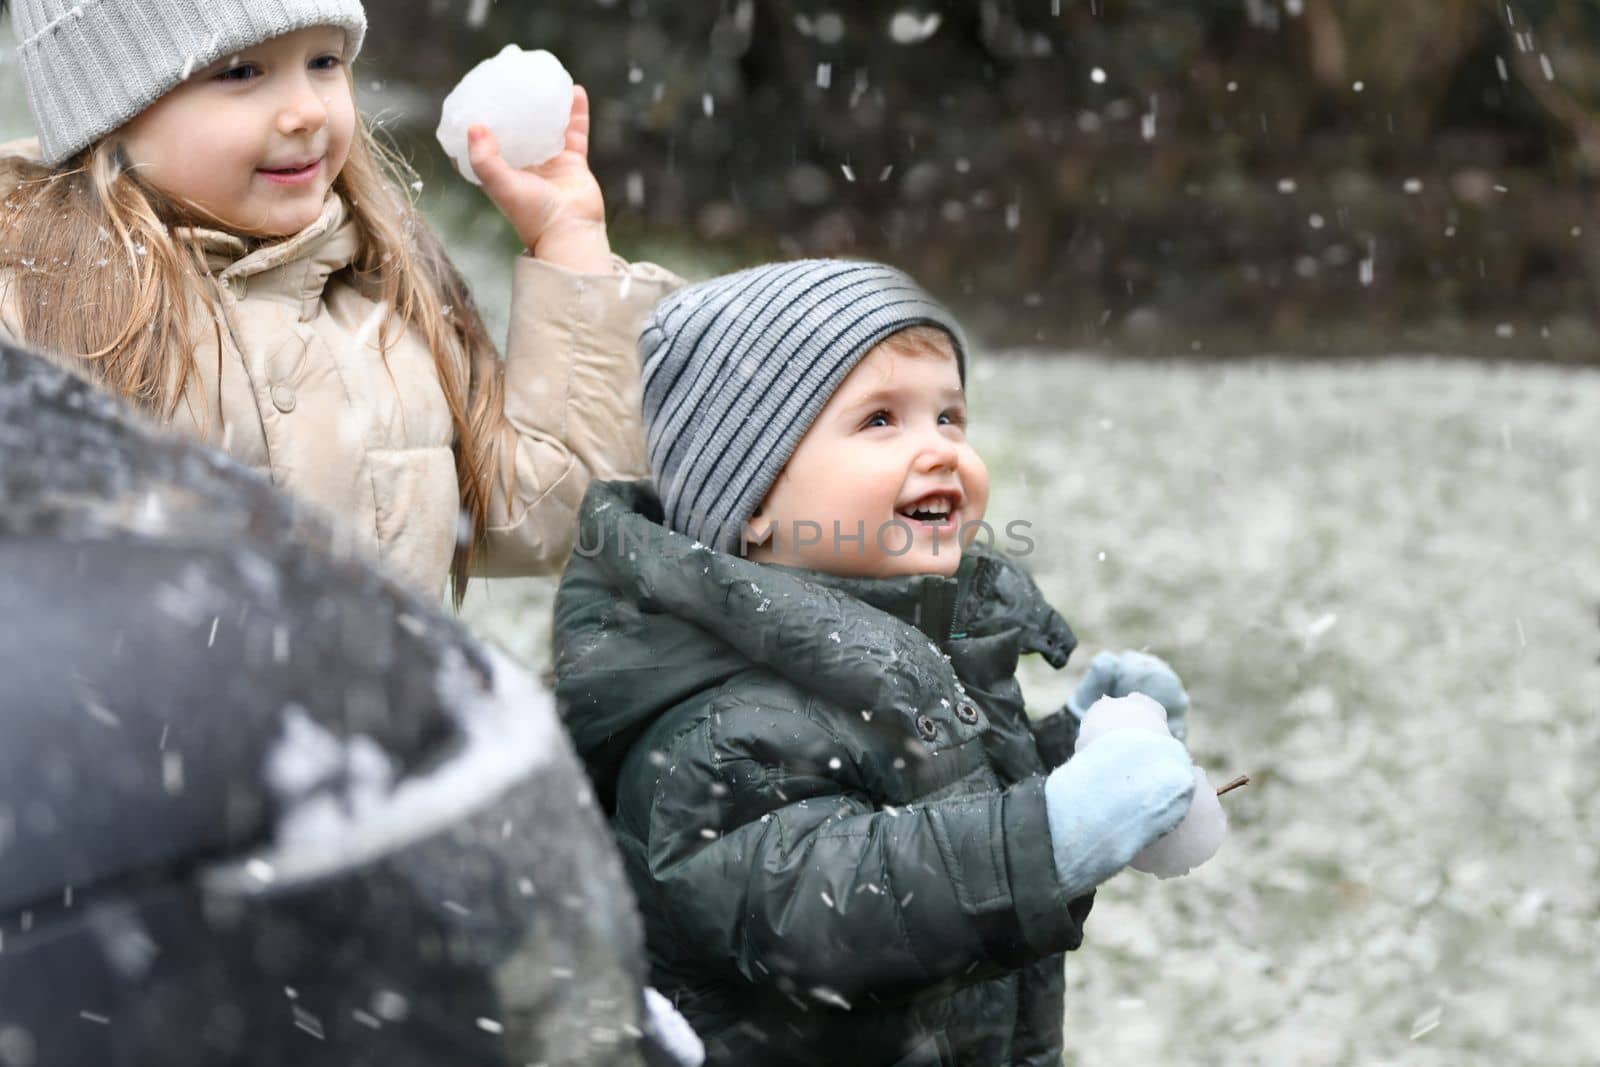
[1076,692,1171,749]
[1131,764,1227,878]
[436,45,574,187]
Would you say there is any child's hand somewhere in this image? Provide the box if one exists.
[467,86,613,273]
[1066,649,1190,741]
[1043,728,1195,900]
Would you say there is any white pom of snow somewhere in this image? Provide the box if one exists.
[1076,691,1171,748]
[437,45,574,186]
[1131,764,1228,878]
[644,987,706,1067]
[888,11,943,44]
[205,645,560,893]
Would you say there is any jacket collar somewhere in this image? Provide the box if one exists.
[571,480,973,746]
[180,195,359,314]
[581,480,1066,657]
[767,560,980,644]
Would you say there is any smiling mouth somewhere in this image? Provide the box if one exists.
[896,491,963,528]
[258,159,323,184]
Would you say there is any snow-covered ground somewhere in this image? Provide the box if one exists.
[462,354,1600,1067]
[980,356,1598,1067]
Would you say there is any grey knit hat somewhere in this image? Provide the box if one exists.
[639,259,968,553]
[11,0,368,165]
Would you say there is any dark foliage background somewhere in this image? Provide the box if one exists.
[376,3,1599,357]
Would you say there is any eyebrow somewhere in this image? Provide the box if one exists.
[206,30,343,63]
[845,384,966,410]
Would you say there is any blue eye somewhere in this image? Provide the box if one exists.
[940,409,967,428]
[863,410,891,429]
[215,64,259,82]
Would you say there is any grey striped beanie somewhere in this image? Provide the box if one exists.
[10,0,368,165]
[639,259,967,553]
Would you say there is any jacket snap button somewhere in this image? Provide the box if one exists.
[915,714,938,741]
[271,384,297,413]
[956,700,980,725]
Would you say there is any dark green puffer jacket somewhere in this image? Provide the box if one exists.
[555,481,1092,1067]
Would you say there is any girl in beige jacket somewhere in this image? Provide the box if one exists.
[0,1,679,603]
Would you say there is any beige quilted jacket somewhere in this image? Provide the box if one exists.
[0,139,680,599]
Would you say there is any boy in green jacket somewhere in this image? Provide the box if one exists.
[555,260,1196,1066]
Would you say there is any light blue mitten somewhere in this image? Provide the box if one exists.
[1043,728,1195,899]
[1066,649,1191,741]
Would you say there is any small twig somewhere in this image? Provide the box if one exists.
[1215,775,1250,798]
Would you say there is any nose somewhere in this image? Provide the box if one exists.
[275,72,329,137]
[913,427,960,473]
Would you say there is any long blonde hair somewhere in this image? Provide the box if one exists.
[0,112,505,604]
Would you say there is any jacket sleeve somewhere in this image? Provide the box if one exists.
[641,712,1088,1006]
[475,254,682,576]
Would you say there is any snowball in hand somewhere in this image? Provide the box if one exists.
[437,45,574,186]
[1076,692,1226,878]
[1077,692,1171,749]
[1130,764,1227,878]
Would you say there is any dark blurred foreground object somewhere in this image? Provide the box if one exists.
[0,341,689,1067]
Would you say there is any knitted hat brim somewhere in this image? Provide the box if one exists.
[16,0,368,165]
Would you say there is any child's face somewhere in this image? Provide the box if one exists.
[744,329,989,579]
[119,27,355,238]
